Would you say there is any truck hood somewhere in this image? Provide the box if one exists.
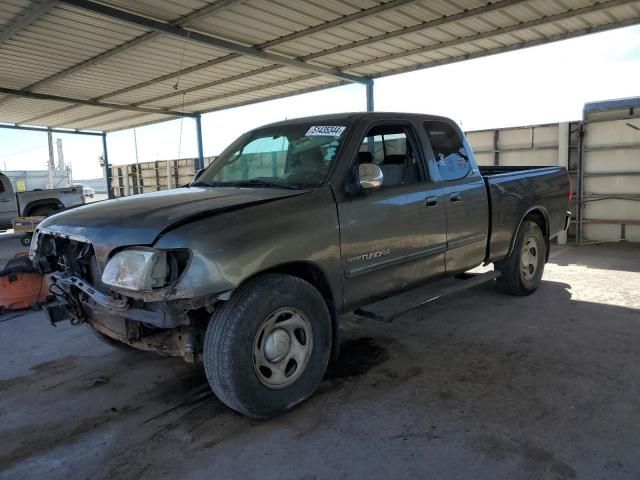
[38,186,307,265]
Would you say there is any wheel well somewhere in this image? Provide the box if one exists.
[262,262,335,311]
[524,209,549,237]
[24,200,63,216]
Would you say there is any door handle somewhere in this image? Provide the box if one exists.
[449,193,462,202]
[0,199,10,203]
[425,196,438,207]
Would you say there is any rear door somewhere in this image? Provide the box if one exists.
[0,175,18,229]
[338,122,448,309]
[421,121,489,272]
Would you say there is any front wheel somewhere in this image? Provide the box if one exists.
[495,220,546,296]
[203,274,332,418]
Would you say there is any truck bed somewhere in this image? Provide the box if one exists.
[479,165,569,263]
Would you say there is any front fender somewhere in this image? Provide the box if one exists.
[153,188,342,306]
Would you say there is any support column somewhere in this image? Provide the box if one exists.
[47,128,55,189]
[557,122,569,245]
[195,113,205,170]
[366,81,374,112]
[102,132,112,199]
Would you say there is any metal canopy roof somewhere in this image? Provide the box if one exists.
[1,0,639,133]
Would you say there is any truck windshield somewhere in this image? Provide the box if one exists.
[194,123,348,189]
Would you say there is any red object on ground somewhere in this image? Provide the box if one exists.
[0,254,49,311]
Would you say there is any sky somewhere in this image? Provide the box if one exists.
[1,24,639,180]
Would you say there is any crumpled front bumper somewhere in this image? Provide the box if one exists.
[45,271,190,329]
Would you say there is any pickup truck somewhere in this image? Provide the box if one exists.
[0,172,85,230]
[31,112,570,418]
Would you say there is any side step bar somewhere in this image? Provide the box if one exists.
[354,270,501,323]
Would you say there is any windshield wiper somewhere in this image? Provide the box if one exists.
[192,179,301,190]
[230,179,300,190]
[191,181,229,188]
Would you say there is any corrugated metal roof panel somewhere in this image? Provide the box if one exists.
[0,0,638,132]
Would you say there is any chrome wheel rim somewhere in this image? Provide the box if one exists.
[253,307,313,389]
[520,236,539,281]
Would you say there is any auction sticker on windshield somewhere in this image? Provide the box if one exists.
[306,126,346,136]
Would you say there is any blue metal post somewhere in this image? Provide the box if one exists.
[195,113,204,170]
[102,132,112,199]
[366,80,374,112]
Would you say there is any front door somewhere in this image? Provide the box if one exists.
[338,123,447,309]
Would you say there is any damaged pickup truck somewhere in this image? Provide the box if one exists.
[31,113,570,418]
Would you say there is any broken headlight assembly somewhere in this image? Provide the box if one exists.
[101,247,190,292]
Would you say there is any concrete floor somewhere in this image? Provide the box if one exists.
[1,243,639,479]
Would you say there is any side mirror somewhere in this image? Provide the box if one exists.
[191,168,204,184]
[358,163,383,190]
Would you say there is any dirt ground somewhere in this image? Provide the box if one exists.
[1,243,639,480]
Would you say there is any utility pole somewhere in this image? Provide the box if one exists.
[56,138,65,171]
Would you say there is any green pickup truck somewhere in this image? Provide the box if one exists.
[32,112,570,418]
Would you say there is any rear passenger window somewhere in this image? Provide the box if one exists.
[424,121,471,181]
[356,126,421,187]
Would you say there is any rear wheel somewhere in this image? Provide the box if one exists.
[203,274,332,418]
[495,220,546,296]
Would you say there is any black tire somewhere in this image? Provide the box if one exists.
[204,274,332,418]
[495,220,546,296]
[89,325,133,351]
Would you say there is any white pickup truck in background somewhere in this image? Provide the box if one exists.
[0,172,85,230]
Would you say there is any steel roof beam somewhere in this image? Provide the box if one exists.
[20,0,414,124]
[59,0,371,85]
[0,0,58,44]
[0,123,103,136]
[0,0,241,111]
[21,0,525,125]
[41,0,590,126]
[0,87,195,117]
[300,0,531,62]
[53,72,320,128]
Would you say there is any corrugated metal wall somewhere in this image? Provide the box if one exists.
[580,101,640,243]
[466,97,640,243]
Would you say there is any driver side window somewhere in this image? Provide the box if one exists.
[356,125,421,187]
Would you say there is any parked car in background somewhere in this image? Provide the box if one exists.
[0,173,85,230]
[73,183,95,198]
[33,112,570,418]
